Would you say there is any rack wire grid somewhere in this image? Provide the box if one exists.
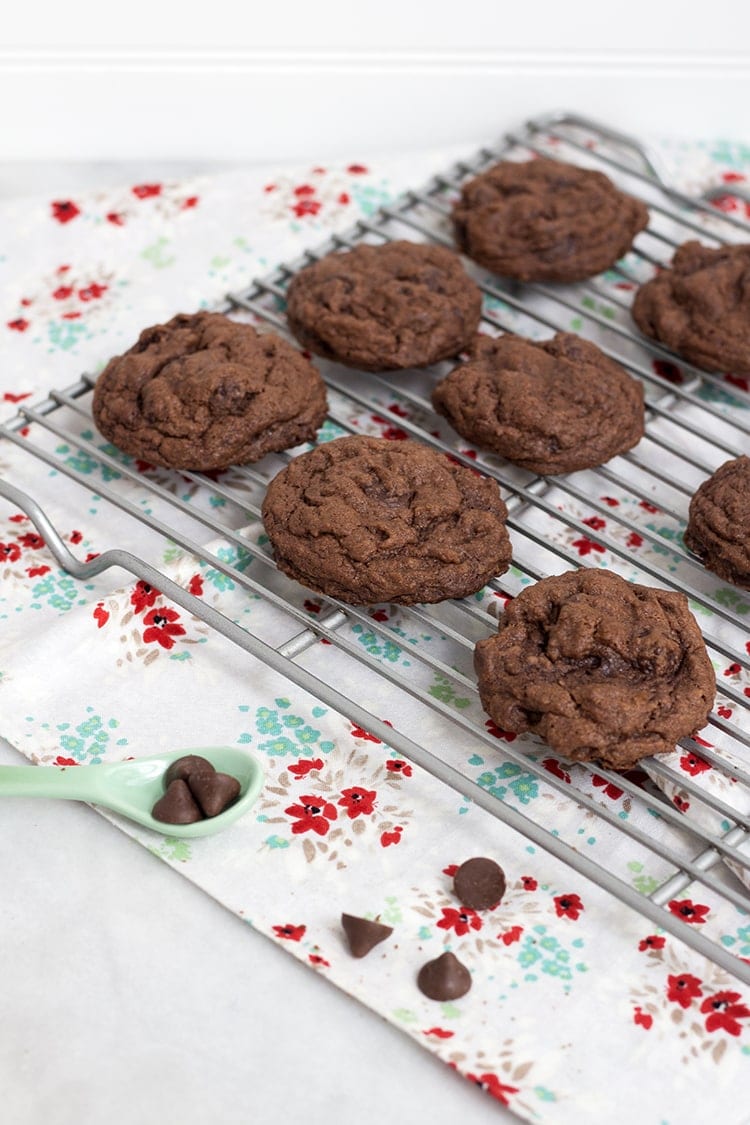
[2,110,750,983]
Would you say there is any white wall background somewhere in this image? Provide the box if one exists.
[2,0,750,161]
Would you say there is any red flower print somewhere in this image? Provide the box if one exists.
[717,705,732,719]
[142,607,186,650]
[601,496,620,507]
[501,925,523,945]
[542,757,571,784]
[652,359,683,385]
[181,196,199,209]
[347,163,368,174]
[626,532,643,548]
[422,1027,454,1038]
[18,532,44,550]
[571,536,605,556]
[666,973,703,1009]
[303,599,321,614]
[350,724,381,743]
[554,893,584,920]
[106,211,125,226]
[639,500,659,513]
[130,579,160,614]
[380,826,403,847]
[26,565,50,577]
[51,200,80,223]
[467,1073,518,1106]
[308,953,330,967]
[485,719,517,741]
[591,774,623,800]
[723,662,741,676]
[0,542,21,562]
[288,758,324,778]
[442,864,459,877]
[7,318,29,332]
[69,529,83,544]
[679,752,711,776]
[388,403,409,418]
[79,283,108,301]
[8,514,27,523]
[62,312,81,320]
[2,392,32,403]
[53,285,74,300]
[292,199,322,218]
[382,425,408,441]
[668,899,709,925]
[583,516,606,531]
[272,923,306,941]
[264,183,277,193]
[54,756,78,767]
[437,906,482,936]
[294,184,316,197]
[726,373,750,392]
[338,786,377,818]
[700,990,750,1036]
[337,192,350,205]
[521,876,538,891]
[722,171,746,183]
[188,574,204,596]
[85,552,100,563]
[692,734,714,749]
[633,1006,653,1030]
[93,603,109,628]
[385,759,412,777]
[710,193,738,213]
[132,183,162,199]
[370,608,389,621]
[639,934,666,952]
[673,794,690,812]
[285,795,338,836]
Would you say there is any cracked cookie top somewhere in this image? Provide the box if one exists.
[432,332,644,475]
[261,435,512,605]
[92,312,327,471]
[685,456,750,590]
[452,158,649,282]
[474,568,715,770]
[632,240,750,376]
[285,241,483,371]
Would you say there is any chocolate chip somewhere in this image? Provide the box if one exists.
[341,913,393,958]
[152,779,203,824]
[164,754,215,787]
[417,951,472,1001]
[453,857,506,910]
[188,772,241,818]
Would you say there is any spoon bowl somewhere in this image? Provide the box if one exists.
[0,747,265,838]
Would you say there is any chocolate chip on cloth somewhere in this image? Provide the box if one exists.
[452,158,648,282]
[261,435,512,605]
[684,456,750,590]
[432,332,644,475]
[285,241,482,371]
[92,311,327,471]
[417,952,472,1001]
[631,241,750,375]
[453,857,506,910]
[152,779,203,825]
[474,569,715,770]
[341,913,393,958]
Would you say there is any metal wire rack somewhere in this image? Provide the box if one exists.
[2,111,750,982]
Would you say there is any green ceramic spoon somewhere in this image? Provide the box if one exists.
[0,747,265,838]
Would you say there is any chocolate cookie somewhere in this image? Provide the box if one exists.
[261,435,512,605]
[684,456,750,589]
[432,332,644,475]
[92,312,327,471]
[632,241,750,375]
[285,241,482,371]
[474,569,715,770]
[452,158,649,282]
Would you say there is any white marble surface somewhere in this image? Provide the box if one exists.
[0,161,515,1125]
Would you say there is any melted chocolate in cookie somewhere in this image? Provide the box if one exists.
[93,312,327,471]
[432,332,644,475]
[285,241,482,371]
[262,435,512,605]
[474,569,715,770]
[632,241,750,375]
[452,158,648,282]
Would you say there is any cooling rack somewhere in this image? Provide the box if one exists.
[2,110,750,983]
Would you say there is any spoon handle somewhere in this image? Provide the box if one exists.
[0,764,104,802]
